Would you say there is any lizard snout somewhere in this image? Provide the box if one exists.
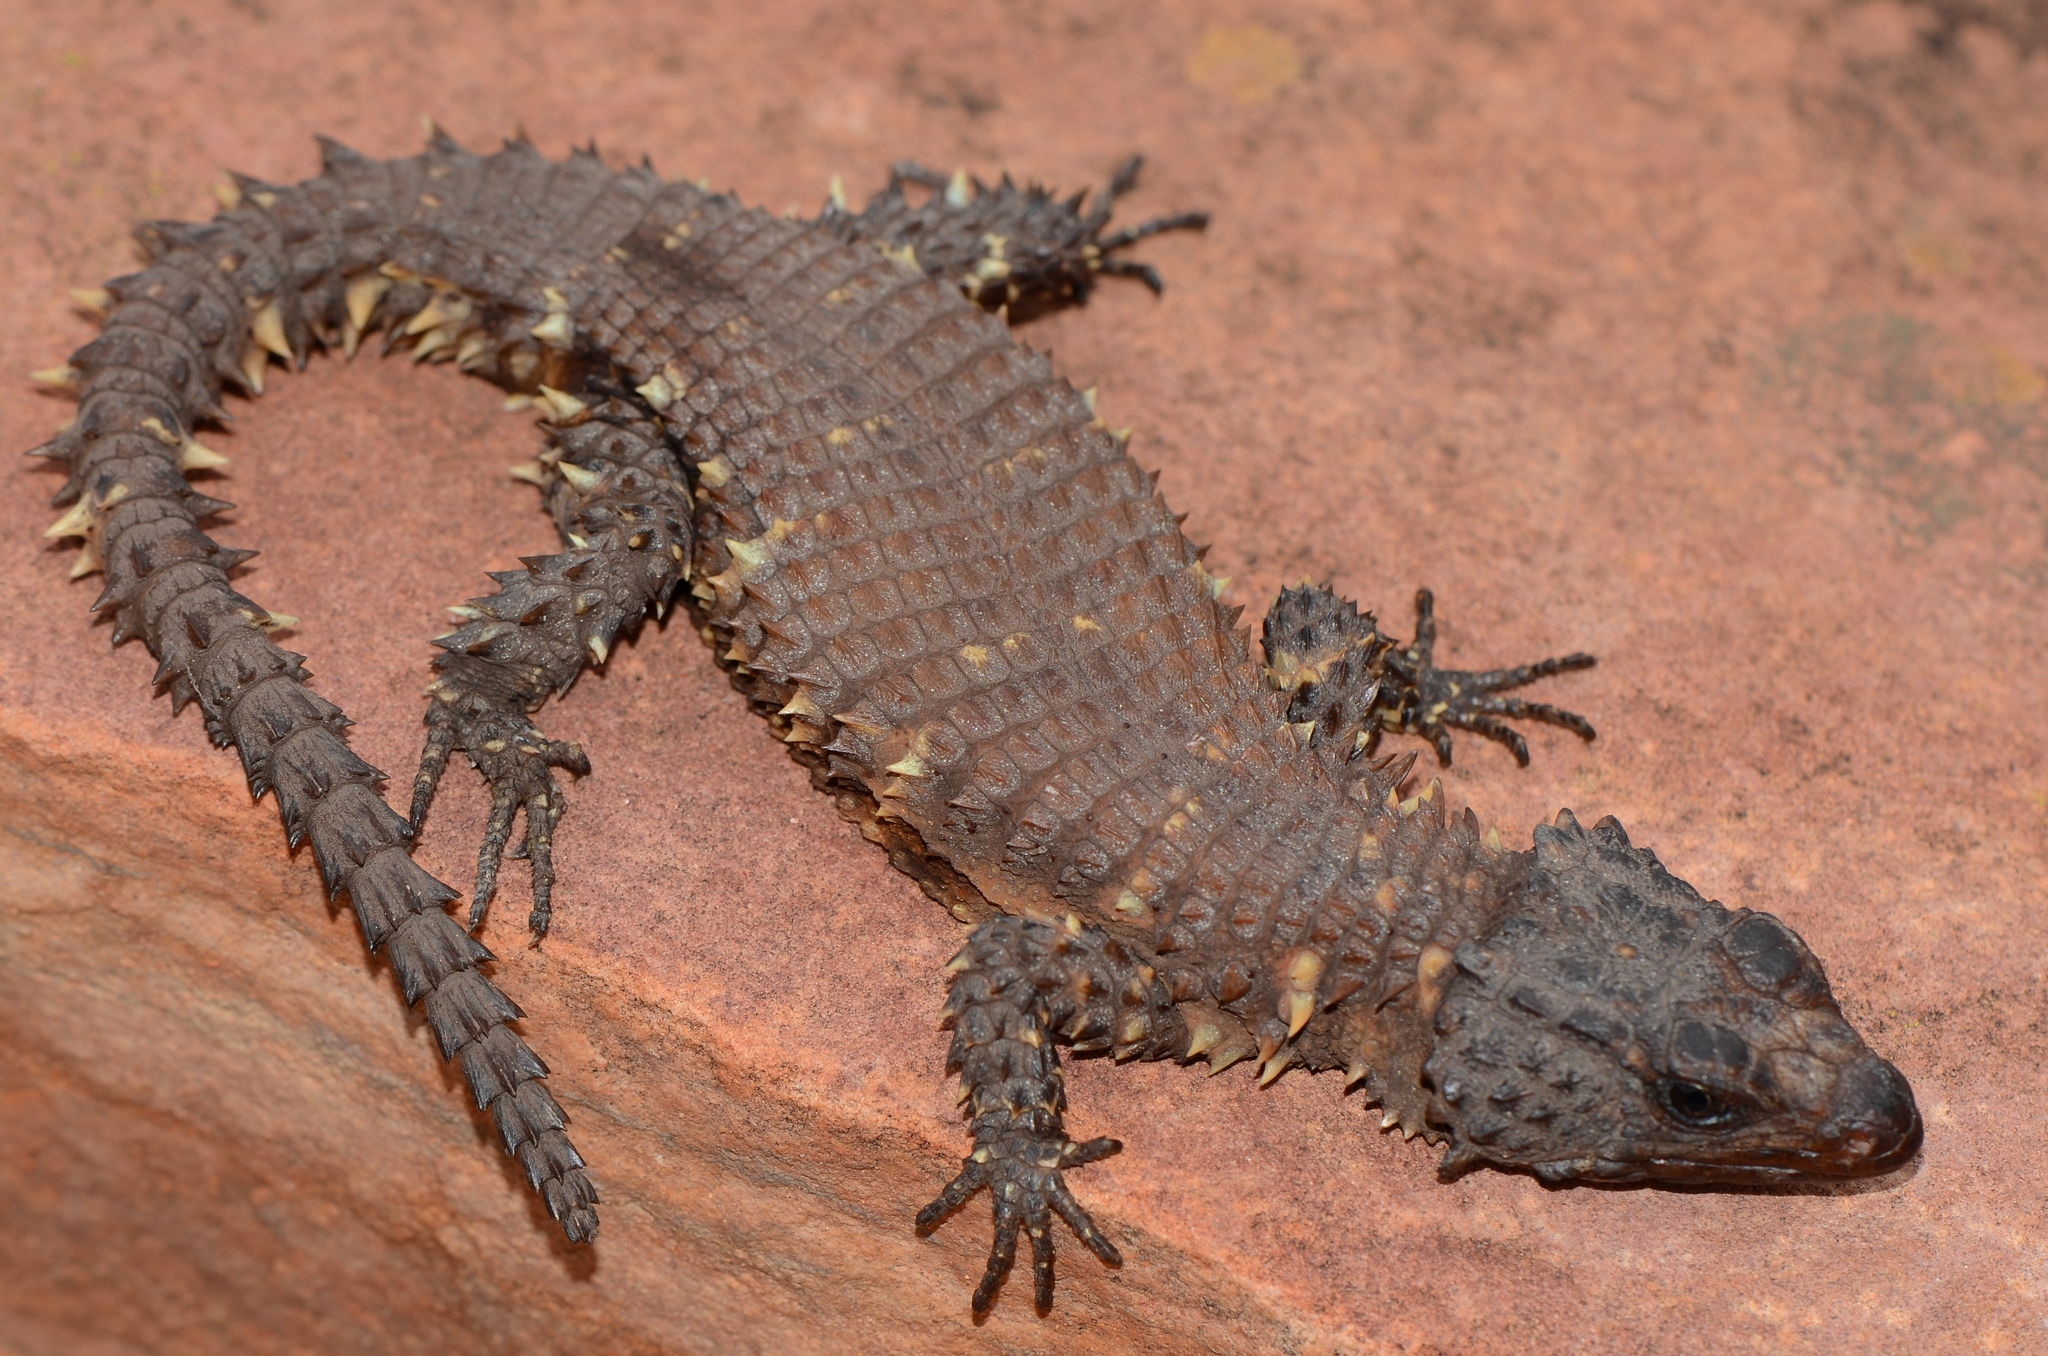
[1815,1055,1922,1175]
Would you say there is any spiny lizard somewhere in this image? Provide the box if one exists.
[27,129,1920,1316]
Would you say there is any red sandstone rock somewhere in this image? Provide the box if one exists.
[3,2,2045,1352]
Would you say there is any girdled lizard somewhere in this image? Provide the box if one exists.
[27,130,1920,1316]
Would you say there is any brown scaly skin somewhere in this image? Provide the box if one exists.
[27,130,1918,1317]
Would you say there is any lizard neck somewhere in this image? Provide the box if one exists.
[1316,801,1529,1139]
[1155,752,1530,1137]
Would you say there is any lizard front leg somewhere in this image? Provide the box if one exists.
[1261,582,1596,768]
[411,392,691,939]
[1376,587,1596,767]
[920,914,1186,1314]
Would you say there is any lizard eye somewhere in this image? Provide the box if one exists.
[1661,1080,1740,1128]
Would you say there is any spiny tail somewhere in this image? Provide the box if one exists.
[27,141,599,1241]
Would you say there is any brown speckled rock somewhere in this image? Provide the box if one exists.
[3,2,2045,1351]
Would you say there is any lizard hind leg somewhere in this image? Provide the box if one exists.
[414,686,588,937]
[409,395,692,941]
[918,914,1186,1314]
[826,154,1207,317]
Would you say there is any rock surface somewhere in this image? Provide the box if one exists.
[3,1,2046,1351]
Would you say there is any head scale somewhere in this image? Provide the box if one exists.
[1423,810,1920,1184]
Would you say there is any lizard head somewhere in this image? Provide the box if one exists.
[1421,810,1920,1186]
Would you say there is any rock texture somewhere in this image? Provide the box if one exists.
[3,1,2045,1352]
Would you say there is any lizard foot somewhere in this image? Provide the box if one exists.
[829,154,1207,316]
[412,687,590,940]
[918,1131,1123,1315]
[1376,587,1596,767]
[918,915,1172,1313]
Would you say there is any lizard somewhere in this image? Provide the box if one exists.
[26,128,1921,1317]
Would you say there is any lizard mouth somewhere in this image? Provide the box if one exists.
[1561,1118,1923,1185]
[1538,1054,1924,1185]
[1578,1119,1922,1184]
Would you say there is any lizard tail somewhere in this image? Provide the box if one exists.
[28,151,600,1243]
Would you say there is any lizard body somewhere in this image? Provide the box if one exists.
[28,131,1919,1315]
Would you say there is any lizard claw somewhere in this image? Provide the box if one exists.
[829,154,1206,317]
[413,688,590,940]
[1375,588,1596,767]
[918,1132,1122,1315]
